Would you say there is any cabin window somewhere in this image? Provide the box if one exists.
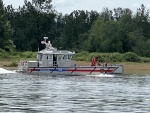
[63,55,72,60]
[68,55,72,60]
[63,55,68,59]
[37,53,43,61]
[58,55,63,59]
[42,54,52,60]
[48,55,52,59]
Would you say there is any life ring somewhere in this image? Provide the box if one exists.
[100,69,104,73]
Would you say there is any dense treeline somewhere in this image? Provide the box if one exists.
[0,0,150,57]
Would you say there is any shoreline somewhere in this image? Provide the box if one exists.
[1,61,150,75]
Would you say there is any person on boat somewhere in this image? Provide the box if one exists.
[97,62,102,66]
[91,57,96,66]
[53,55,57,66]
[104,62,107,66]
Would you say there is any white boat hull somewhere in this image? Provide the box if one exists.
[17,65,124,75]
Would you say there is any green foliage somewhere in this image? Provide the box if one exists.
[61,10,99,50]
[12,51,35,59]
[74,51,150,63]
[74,52,125,62]
[2,2,150,58]
[0,51,36,60]
[0,48,6,53]
[90,52,124,62]
[108,53,124,62]
[0,51,150,67]
[0,0,14,52]
[22,51,36,58]
[3,60,18,67]
[73,51,90,61]
[122,52,140,62]
[5,0,56,51]
[0,50,10,58]
[140,57,150,63]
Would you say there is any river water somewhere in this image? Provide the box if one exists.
[0,69,150,113]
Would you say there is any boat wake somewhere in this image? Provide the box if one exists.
[0,68,16,74]
[86,73,115,77]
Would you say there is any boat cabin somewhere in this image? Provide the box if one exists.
[36,37,76,67]
[37,50,75,67]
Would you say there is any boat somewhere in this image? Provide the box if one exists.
[16,37,124,75]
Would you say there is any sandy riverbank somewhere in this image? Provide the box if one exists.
[1,61,150,75]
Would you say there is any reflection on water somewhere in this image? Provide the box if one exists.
[0,73,150,113]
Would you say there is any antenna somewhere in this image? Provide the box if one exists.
[44,37,48,42]
[38,43,39,52]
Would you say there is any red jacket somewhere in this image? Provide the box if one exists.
[91,57,96,66]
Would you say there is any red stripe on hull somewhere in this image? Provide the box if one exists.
[27,68,113,73]
[67,69,113,72]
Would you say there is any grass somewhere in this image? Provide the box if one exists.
[1,59,150,75]
[121,62,150,75]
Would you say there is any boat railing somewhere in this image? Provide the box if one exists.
[19,60,28,67]
[17,60,28,72]
[97,63,122,67]
[18,60,122,68]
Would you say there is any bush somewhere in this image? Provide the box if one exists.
[108,53,124,62]
[88,52,124,62]
[3,60,18,67]
[1,51,150,65]
[74,52,124,62]
[9,51,36,59]
[0,53,11,58]
[95,54,109,62]
[123,52,140,62]
[22,51,36,58]
[0,49,6,53]
[140,57,150,63]
[73,51,90,61]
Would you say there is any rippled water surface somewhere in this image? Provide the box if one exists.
[0,72,150,113]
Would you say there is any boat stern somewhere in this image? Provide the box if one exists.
[112,64,124,74]
[16,60,38,73]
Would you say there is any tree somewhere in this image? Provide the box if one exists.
[0,0,15,52]
[134,4,150,40]
[100,7,114,21]
[5,0,56,51]
[61,10,99,50]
